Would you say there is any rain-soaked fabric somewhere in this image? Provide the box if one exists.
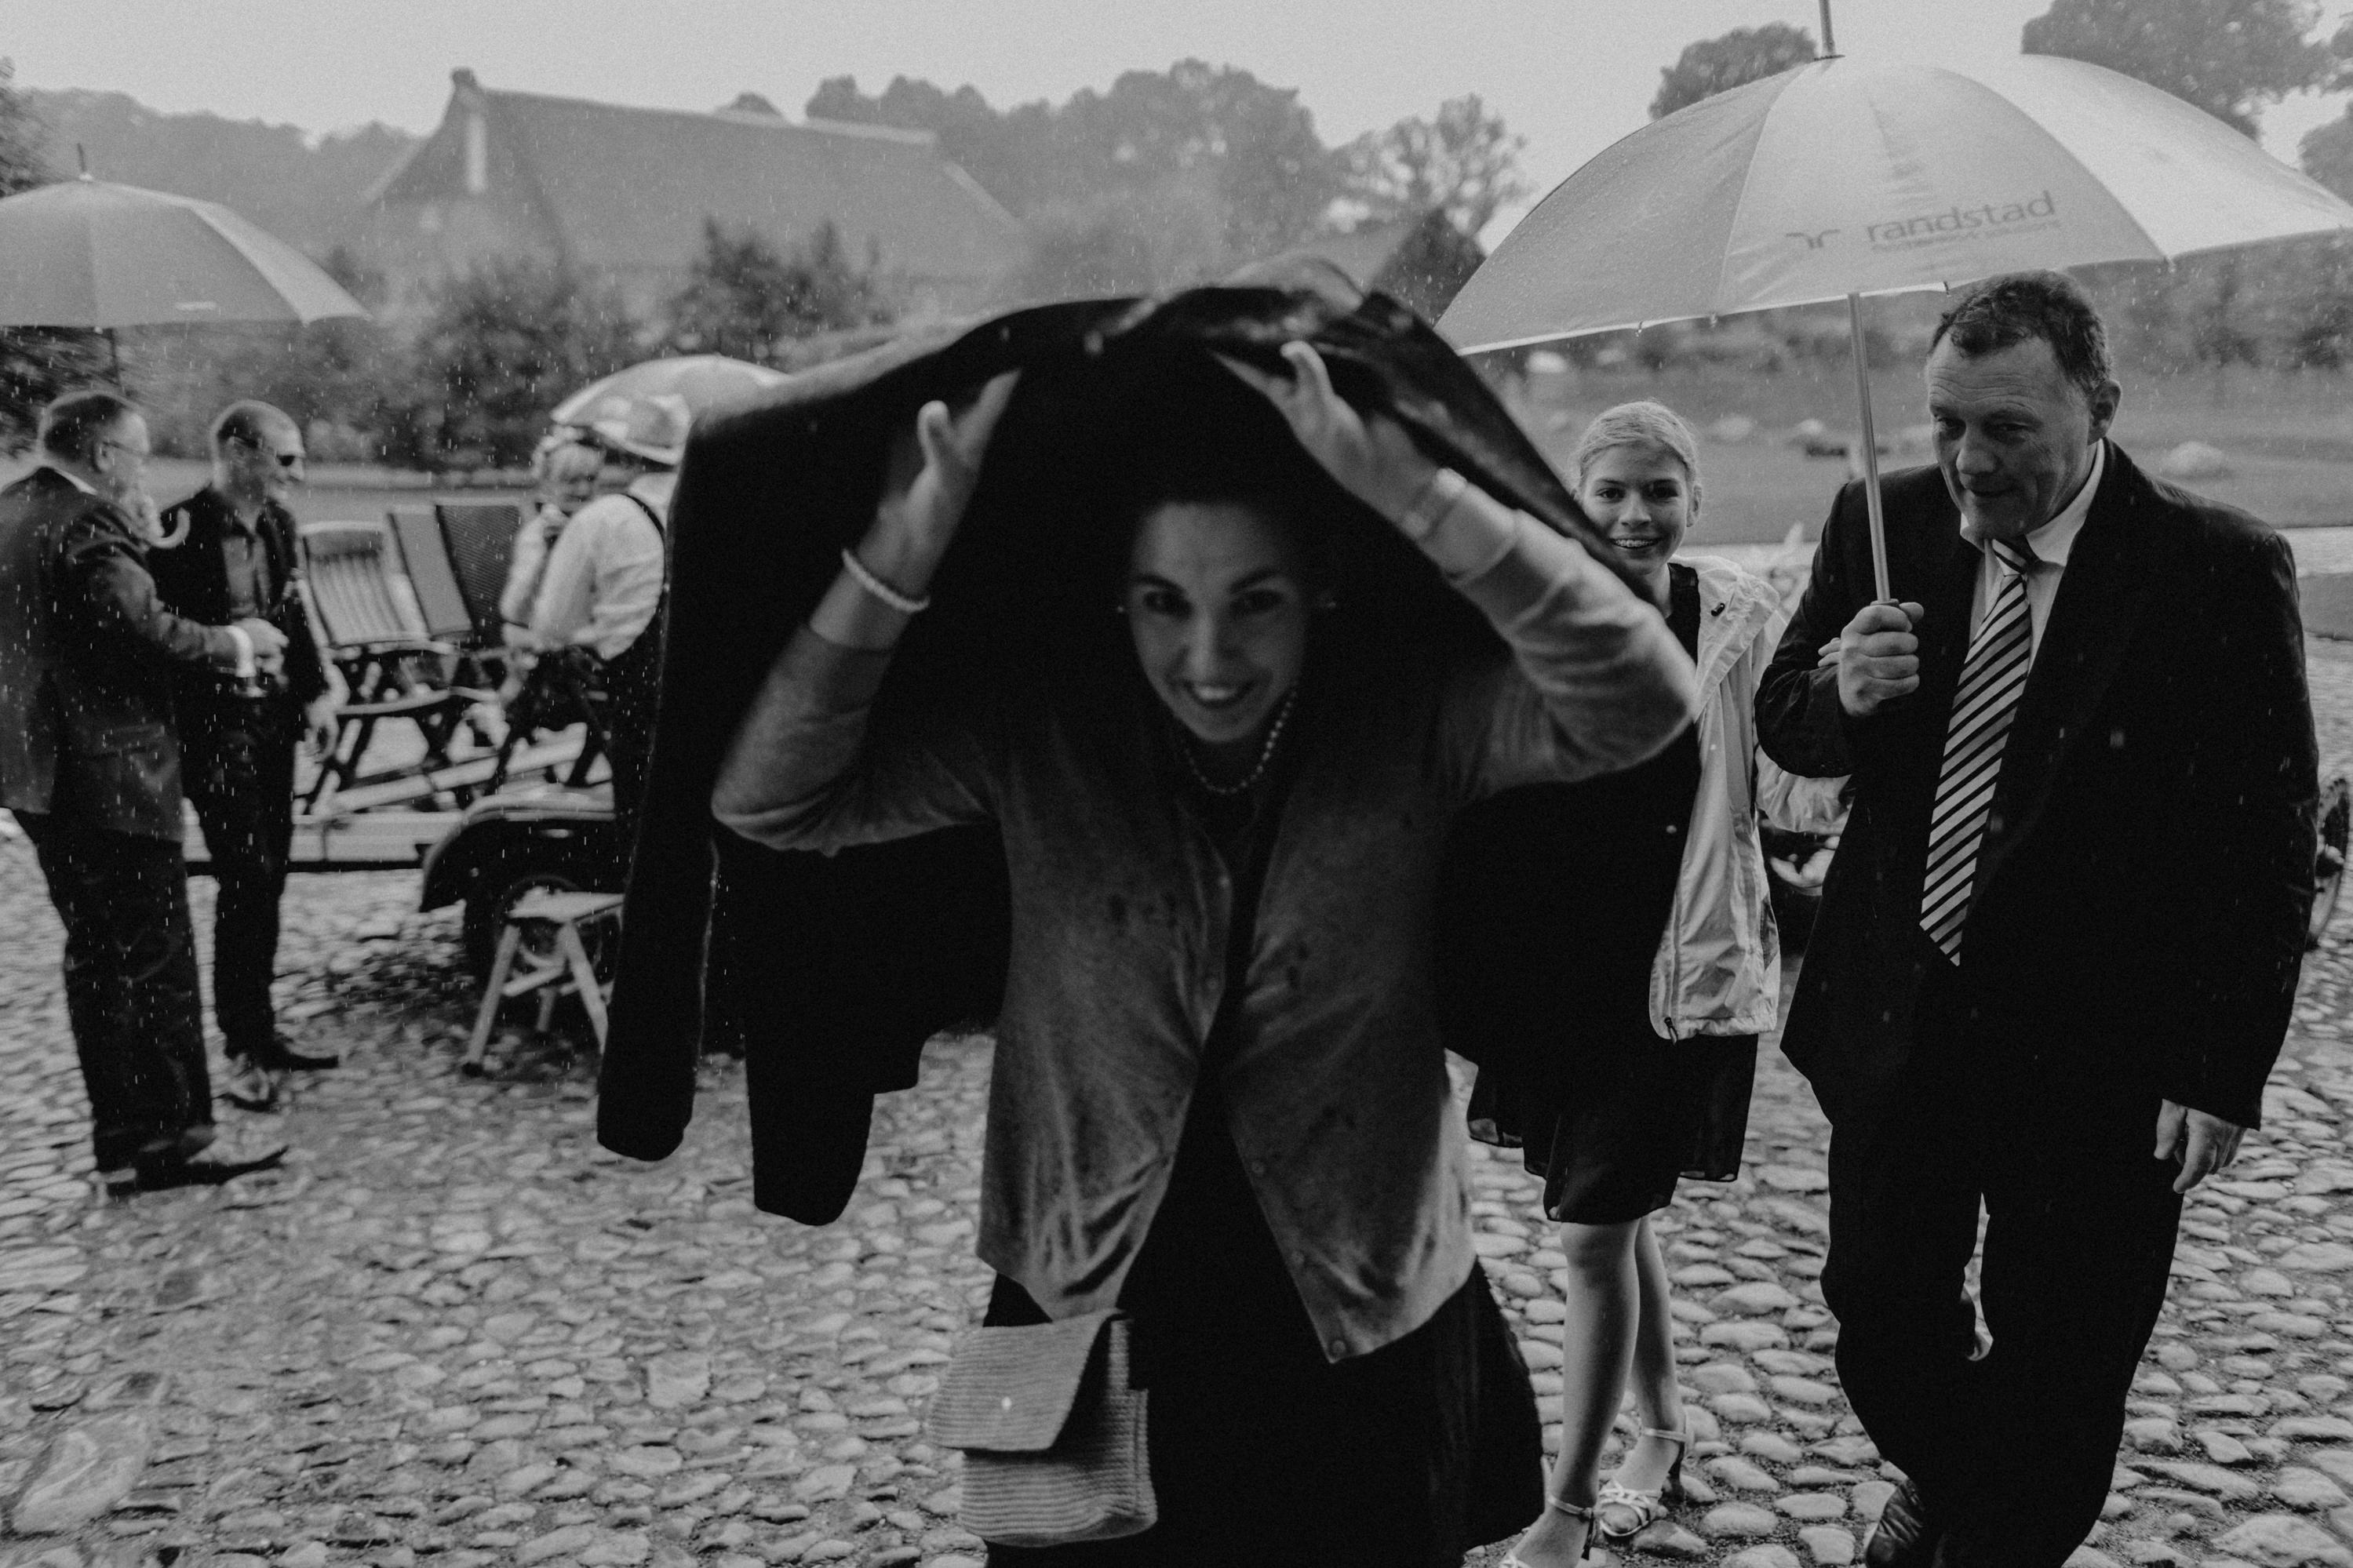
[18,812,214,1170]
[597,270,1655,1224]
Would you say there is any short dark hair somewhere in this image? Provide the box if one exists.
[38,388,139,465]
[1932,271,2112,401]
[210,399,298,455]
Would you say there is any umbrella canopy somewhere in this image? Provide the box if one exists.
[1442,54,2353,350]
[548,355,789,430]
[0,176,368,328]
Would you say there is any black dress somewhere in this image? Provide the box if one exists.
[1444,564,1757,1225]
[984,704,1542,1566]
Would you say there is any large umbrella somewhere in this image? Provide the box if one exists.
[548,355,789,430]
[1441,52,2353,598]
[0,176,369,332]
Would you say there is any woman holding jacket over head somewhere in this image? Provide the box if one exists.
[1447,401,1832,1568]
[710,344,1697,1566]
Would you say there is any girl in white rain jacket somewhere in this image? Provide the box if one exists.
[1451,401,1836,1568]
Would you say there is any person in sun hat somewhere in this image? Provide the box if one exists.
[522,393,686,835]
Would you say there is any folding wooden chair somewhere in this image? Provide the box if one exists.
[464,889,624,1070]
[297,521,483,809]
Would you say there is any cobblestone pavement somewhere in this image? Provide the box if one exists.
[2,640,2353,1568]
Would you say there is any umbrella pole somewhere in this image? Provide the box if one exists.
[106,328,122,387]
[1845,292,1893,602]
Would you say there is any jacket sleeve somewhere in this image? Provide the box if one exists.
[710,627,997,853]
[1757,485,1867,779]
[1741,602,1852,831]
[59,500,241,674]
[2160,526,2318,1127]
[1438,510,1699,795]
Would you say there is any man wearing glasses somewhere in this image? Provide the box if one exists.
[0,389,290,1195]
[153,402,341,1113]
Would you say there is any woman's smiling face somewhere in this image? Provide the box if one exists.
[1578,442,1696,591]
[1124,499,1313,759]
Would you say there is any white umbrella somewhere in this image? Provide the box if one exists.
[548,355,788,430]
[0,176,368,329]
[1441,53,2353,598]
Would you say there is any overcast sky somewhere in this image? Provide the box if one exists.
[14,0,2353,234]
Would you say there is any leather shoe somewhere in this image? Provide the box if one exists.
[130,1133,286,1193]
[1864,1479,1943,1568]
[248,1033,340,1071]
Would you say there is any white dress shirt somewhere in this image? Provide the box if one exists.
[529,491,665,663]
[1965,439,2103,661]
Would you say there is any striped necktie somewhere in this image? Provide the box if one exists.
[1920,538,2037,962]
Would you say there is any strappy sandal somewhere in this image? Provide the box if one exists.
[1502,1494,1597,1568]
[1593,1426,1690,1541]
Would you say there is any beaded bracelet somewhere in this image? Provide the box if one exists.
[1400,467,1470,542]
[840,546,932,615]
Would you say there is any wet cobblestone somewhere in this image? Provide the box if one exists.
[0,636,2350,1568]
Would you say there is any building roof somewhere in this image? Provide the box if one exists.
[373,72,1027,289]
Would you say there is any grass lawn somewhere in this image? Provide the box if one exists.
[1508,361,2353,544]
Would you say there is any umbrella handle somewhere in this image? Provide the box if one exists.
[1846,293,1893,603]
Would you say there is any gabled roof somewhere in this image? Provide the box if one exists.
[373,74,1027,288]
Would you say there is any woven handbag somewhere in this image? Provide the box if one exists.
[925,1309,1155,1547]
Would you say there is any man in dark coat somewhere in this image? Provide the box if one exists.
[152,401,341,1111]
[0,390,292,1195]
[1756,272,2318,1566]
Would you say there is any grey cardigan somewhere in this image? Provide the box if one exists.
[716,520,1695,1359]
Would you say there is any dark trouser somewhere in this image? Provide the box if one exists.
[602,629,659,856]
[19,812,215,1172]
[1821,975,2184,1567]
[183,700,297,1057]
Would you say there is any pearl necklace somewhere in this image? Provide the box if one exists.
[1178,686,1299,798]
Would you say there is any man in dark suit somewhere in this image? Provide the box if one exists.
[1757,272,2318,1566]
[152,401,341,1112]
[0,390,291,1195]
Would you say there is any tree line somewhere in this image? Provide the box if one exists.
[0,56,1521,468]
[15,5,2353,464]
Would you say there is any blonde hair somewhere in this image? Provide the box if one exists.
[1571,401,1704,513]
[537,440,603,486]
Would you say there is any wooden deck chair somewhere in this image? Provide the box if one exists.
[390,505,503,691]
[435,500,525,646]
[388,506,475,643]
[297,521,480,809]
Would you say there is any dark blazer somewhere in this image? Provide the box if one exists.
[599,271,1651,1223]
[1757,445,2318,1137]
[0,467,242,839]
[150,485,330,711]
